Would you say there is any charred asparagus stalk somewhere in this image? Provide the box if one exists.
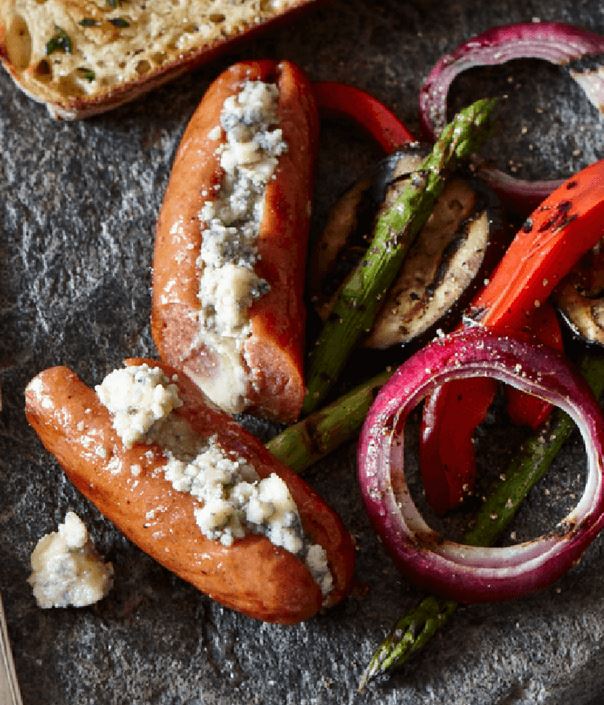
[267,370,391,472]
[302,98,497,414]
[359,352,604,690]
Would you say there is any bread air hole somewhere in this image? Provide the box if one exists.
[151,52,167,66]
[260,0,283,9]
[58,73,84,97]
[34,59,52,81]
[136,59,151,75]
[209,14,225,23]
[6,15,32,69]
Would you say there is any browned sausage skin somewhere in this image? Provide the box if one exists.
[25,360,354,624]
[152,60,318,423]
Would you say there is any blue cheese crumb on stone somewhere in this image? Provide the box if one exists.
[193,80,287,414]
[28,512,114,609]
[96,364,333,597]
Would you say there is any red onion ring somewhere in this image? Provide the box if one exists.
[419,22,604,213]
[358,328,604,603]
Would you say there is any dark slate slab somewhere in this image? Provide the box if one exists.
[1,1,604,703]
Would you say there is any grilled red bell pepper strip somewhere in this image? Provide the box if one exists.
[313,81,415,153]
[421,304,563,515]
[504,302,563,429]
[421,159,604,514]
[420,375,497,514]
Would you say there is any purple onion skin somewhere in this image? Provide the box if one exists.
[476,167,564,214]
[419,22,604,214]
[358,329,604,603]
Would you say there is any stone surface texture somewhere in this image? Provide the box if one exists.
[1,0,604,703]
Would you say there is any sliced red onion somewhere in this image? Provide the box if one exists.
[419,22,604,213]
[358,328,604,603]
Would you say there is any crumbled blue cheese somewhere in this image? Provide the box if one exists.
[162,443,302,552]
[95,364,182,448]
[28,512,113,609]
[168,442,332,597]
[305,543,333,599]
[96,364,332,597]
[193,80,287,413]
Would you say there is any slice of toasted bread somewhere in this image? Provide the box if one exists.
[0,0,317,119]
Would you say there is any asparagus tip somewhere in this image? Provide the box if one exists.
[358,640,392,691]
[357,662,378,692]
